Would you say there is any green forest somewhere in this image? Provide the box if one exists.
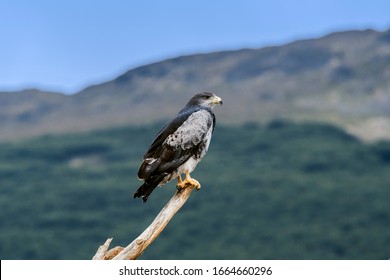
[0,121,389,259]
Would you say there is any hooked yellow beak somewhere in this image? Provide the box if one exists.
[212,95,223,105]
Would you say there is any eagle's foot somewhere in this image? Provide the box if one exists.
[189,178,201,191]
[176,179,200,190]
[176,173,201,190]
[176,175,187,190]
[176,181,187,190]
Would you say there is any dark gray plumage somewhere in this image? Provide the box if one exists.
[134,92,222,202]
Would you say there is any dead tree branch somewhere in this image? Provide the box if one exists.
[92,183,196,260]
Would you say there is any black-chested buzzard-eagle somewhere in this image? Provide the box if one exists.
[134,92,222,202]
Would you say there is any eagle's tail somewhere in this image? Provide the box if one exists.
[133,176,162,203]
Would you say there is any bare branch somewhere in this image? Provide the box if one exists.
[104,246,124,260]
[93,183,196,260]
[92,238,113,260]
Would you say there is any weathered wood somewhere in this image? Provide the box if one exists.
[92,237,113,260]
[104,246,124,260]
[93,183,196,260]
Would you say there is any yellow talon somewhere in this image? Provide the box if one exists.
[176,171,201,190]
[176,175,186,190]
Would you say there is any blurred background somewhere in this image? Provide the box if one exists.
[0,0,389,259]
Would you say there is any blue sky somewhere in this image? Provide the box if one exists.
[1,0,389,94]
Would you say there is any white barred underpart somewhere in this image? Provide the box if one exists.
[165,110,212,150]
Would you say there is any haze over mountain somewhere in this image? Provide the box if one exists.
[1,28,390,141]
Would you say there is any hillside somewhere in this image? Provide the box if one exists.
[0,122,389,259]
[1,28,390,141]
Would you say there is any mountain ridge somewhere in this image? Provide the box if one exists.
[1,28,390,141]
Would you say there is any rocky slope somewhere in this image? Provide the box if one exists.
[1,28,390,141]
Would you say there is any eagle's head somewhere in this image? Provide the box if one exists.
[187,92,223,108]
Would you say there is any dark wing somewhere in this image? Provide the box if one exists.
[137,108,214,180]
[143,109,193,160]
